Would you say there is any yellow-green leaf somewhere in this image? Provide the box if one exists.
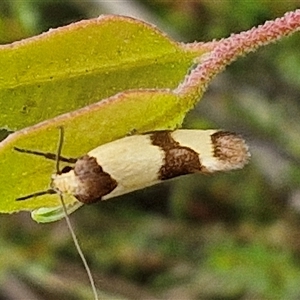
[0,15,202,130]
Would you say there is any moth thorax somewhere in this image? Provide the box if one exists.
[51,156,118,204]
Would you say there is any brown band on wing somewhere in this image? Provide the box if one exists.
[74,155,117,204]
[150,131,202,180]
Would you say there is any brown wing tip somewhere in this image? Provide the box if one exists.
[211,131,251,171]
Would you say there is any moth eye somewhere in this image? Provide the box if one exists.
[61,166,73,173]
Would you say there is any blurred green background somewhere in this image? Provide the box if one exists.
[1,1,300,299]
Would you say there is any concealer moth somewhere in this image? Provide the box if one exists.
[14,128,249,300]
[15,129,250,204]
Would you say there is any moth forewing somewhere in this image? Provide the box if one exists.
[16,129,250,205]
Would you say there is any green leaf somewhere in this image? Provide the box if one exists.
[0,15,202,130]
[31,202,83,223]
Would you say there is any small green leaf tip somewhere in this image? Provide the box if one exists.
[31,202,83,223]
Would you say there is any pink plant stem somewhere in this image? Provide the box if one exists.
[176,9,300,97]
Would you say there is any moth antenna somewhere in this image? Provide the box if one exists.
[56,127,98,300]
[14,147,77,164]
[16,189,56,201]
[59,194,99,299]
[56,127,64,173]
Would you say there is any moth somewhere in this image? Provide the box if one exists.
[15,129,250,204]
[14,128,250,300]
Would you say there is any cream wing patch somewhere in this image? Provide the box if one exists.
[88,135,165,200]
